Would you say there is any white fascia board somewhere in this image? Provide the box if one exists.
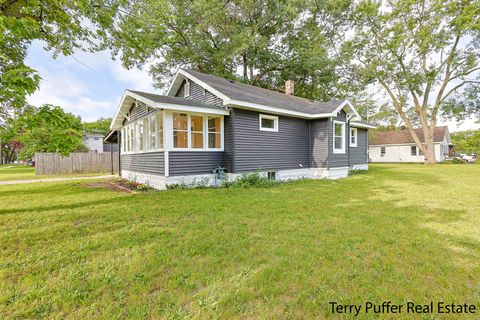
[126,91,229,115]
[333,100,362,120]
[110,90,230,131]
[166,69,230,102]
[350,121,377,129]
[228,99,333,119]
[110,91,131,130]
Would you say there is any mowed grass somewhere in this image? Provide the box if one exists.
[0,164,479,319]
[0,165,109,182]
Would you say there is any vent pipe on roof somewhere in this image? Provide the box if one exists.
[285,80,294,96]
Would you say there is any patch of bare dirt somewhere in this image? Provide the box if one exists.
[85,181,134,193]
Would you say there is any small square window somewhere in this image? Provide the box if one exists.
[411,146,417,156]
[267,171,276,180]
[259,114,278,132]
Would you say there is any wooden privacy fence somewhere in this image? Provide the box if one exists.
[35,152,119,175]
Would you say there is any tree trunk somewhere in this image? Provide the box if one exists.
[423,137,437,164]
[0,137,3,165]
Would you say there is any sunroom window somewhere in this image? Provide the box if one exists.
[208,116,221,149]
[173,113,188,148]
[333,121,345,153]
[191,115,204,148]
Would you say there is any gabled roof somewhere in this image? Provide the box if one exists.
[167,69,361,119]
[128,90,223,110]
[110,89,229,130]
[370,126,449,145]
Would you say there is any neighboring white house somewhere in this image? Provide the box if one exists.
[369,126,453,163]
[84,133,105,153]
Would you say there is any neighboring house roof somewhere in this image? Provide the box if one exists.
[370,126,449,145]
[167,69,361,119]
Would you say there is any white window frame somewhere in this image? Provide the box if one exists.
[333,120,346,154]
[184,80,190,97]
[121,111,165,154]
[380,146,386,157]
[171,112,224,151]
[259,114,278,132]
[411,145,418,156]
[350,127,357,147]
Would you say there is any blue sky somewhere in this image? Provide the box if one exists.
[26,41,478,131]
[26,41,156,122]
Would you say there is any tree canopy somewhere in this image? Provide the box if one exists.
[83,118,112,136]
[451,130,480,154]
[0,0,122,120]
[103,0,355,101]
[349,0,480,162]
[6,105,87,160]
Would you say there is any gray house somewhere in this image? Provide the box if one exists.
[107,69,375,189]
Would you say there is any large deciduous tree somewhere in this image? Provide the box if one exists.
[9,105,87,160]
[0,0,122,120]
[350,0,480,163]
[103,0,354,101]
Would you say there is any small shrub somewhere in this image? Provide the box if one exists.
[135,183,153,192]
[167,182,190,190]
[223,172,279,188]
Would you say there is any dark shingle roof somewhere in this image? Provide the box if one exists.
[128,90,226,110]
[370,126,448,145]
[182,69,346,114]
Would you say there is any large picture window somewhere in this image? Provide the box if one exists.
[172,113,223,150]
[333,121,345,154]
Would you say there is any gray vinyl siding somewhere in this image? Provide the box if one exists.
[121,152,165,175]
[223,115,235,171]
[309,119,329,168]
[123,103,156,125]
[328,110,350,168]
[349,128,368,165]
[169,152,225,175]
[175,80,224,107]
[231,108,309,172]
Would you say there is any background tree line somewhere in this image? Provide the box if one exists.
[1,0,479,163]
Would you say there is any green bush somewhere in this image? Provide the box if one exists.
[223,172,279,188]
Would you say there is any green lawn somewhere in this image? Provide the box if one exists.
[0,164,479,319]
[0,165,109,182]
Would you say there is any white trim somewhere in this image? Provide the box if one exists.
[370,142,443,147]
[110,90,229,131]
[259,114,279,132]
[166,70,363,120]
[184,80,190,97]
[164,151,170,177]
[333,120,346,154]
[350,127,358,147]
[350,121,377,129]
[167,69,230,102]
[171,112,224,151]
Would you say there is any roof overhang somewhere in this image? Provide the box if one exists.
[167,69,363,120]
[350,121,377,129]
[110,90,230,130]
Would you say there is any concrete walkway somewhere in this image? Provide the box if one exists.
[0,175,114,186]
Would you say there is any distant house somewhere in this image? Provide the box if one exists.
[83,133,105,153]
[106,69,376,190]
[369,126,453,163]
